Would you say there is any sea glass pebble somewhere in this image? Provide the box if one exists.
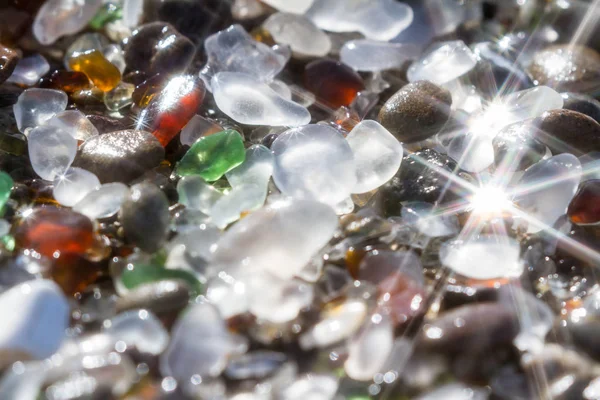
[263,13,332,57]
[6,54,50,87]
[340,40,421,72]
[407,40,477,85]
[33,0,103,45]
[262,0,315,14]
[52,167,100,207]
[28,125,77,181]
[44,110,99,141]
[13,89,68,133]
[177,175,224,215]
[73,183,129,220]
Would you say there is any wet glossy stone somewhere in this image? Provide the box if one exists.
[68,49,121,92]
[0,172,12,212]
[407,40,477,85]
[119,182,170,253]
[212,72,310,126]
[73,130,164,184]
[263,13,331,58]
[304,59,365,108]
[124,22,196,76]
[306,0,413,41]
[40,70,92,93]
[528,45,600,93]
[136,75,205,146]
[0,45,19,85]
[14,207,94,258]
[378,80,452,143]
[33,0,102,44]
[272,124,356,205]
[13,88,68,133]
[492,121,546,171]
[73,182,129,220]
[341,39,421,72]
[0,280,68,366]
[568,180,600,225]
[28,125,77,181]
[44,110,99,142]
[175,129,245,181]
[534,109,600,154]
[6,54,49,87]
[562,92,600,124]
[52,167,100,207]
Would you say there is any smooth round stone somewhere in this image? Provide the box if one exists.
[378,81,452,143]
[528,45,600,93]
[262,0,314,14]
[33,0,103,44]
[340,39,421,72]
[44,110,99,141]
[211,197,337,280]
[346,120,403,193]
[119,182,170,253]
[28,125,77,181]
[272,124,356,205]
[177,175,223,215]
[492,121,546,172]
[211,72,310,126]
[0,280,68,367]
[306,0,413,41]
[562,92,600,124]
[441,236,523,280]
[533,109,600,154]
[52,167,100,207]
[280,375,338,400]
[567,180,600,225]
[73,130,164,183]
[407,40,477,85]
[13,89,68,133]
[263,12,331,58]
[0,45,19,85]
[6,54,50,87]
[73,183,129,220]
[104,310,169,356]
[514,154,582,233]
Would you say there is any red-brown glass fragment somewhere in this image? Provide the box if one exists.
[40,70,92,93]
[304,59,365,109]
[568,179,600,225]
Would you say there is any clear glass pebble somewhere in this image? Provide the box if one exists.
[52,167,100,207]
[33,0,103,45]
[180,115,223,146]
[28,125,77,181]
[407,40,477,85]
[247,273,313,323]
[104,81,135,111]
[73,183,129,220]
[415,383,488,400]
[210,184,266,228]
[263,13,332,57]
[401,202,460,237]
[44,110,99,141]
[306,0,414,41]
[279,375,339,400]
[177,175,224,215]
[272,124,356,205]
[122,0,144,28]
[211,72,311,126]
[262,0,315,14]
[226,145,274,188]
[447,133,495,173]
[340,39,421,72]
[6,54,50,87]
[104,309,169,356]
[346,120,403,193]
[13,89,68,133]
[495,86,564,126]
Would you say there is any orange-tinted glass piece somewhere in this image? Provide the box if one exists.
[132,73,167,108]
[568,179,600,225]
[68,49,121,92]
[40,70,92,93]
[13,207,94,258]
[304,59,365,109]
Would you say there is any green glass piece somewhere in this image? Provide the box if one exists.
[1,235,15,251]
[175,130,245,181]
[89,3,123,30]
[120,263,203,296]
[0,172,13,212]
[0,133,26,156]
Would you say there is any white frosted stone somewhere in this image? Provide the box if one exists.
[13,89,68,133]
[52,167,100,207]
[340,39,421,72]
[105,310,169,356]
[44,110,99,141]
[73,182,129,219]
[200,24,287,89]
[440,235,523,280]
[211,72,310,126]
[226,145,274,188]
[180,115,223,146]
[264,13,331,57]
[514,154,581,233]
[272,125,356,205]
[247,273,313,323]
[161,303,237,381]
[28,125,77,181]
[306,0,413,41]
[407,40,477,85]
[210,197,337,280]
[122,0,144,28]
[279,375,338,400]
[177,175,224,215]
[447,133,495,173]
[33,0,103,45]
[6,54,50,87]
[210,184,266,229]
[0,280,69,365]
[262,0,315,14]
[299,299,367,349]
[401,202,459,237]
[344,312,394,381]
[416,383,488,400]
[346,120,403,193]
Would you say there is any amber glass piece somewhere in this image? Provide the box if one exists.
[568,180,600,225]
[68,49,121,92]
[13,207,94,258]
[140,75,206,146]
[132,73,167,108]
[51,252,104,295]
[40,70,92,93]
[250,27,276,46]
[304,59,365,109]
[327,106,360,133]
